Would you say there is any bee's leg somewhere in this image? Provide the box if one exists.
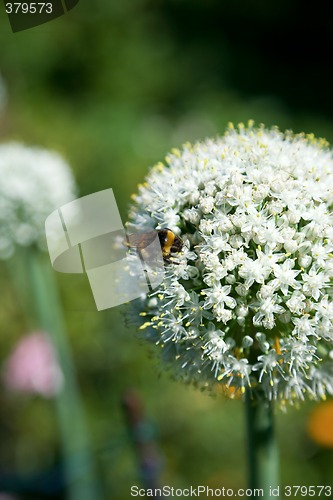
[164,256,180,265]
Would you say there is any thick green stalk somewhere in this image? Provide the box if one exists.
[245,390,280,499]
[8,248,101,500]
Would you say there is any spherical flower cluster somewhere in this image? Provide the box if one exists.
[0,142,76,259]
[128,122,333,404]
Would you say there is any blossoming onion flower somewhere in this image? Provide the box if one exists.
[0,143,76,259]
[127,122,333,404]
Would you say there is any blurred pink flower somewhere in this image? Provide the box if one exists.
[2,332,63,397]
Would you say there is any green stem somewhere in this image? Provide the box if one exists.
[8,248,101,500]
[245,389,280,499]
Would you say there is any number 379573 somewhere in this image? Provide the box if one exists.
[5,3,53,14]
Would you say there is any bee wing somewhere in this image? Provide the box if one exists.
[125,231,158,250]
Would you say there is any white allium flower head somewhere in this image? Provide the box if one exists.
[0,143,76,259]
[128,121,333,404]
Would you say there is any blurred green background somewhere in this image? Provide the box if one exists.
[1,1,333,498]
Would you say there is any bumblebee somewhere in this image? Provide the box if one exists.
[125,228,183,264]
